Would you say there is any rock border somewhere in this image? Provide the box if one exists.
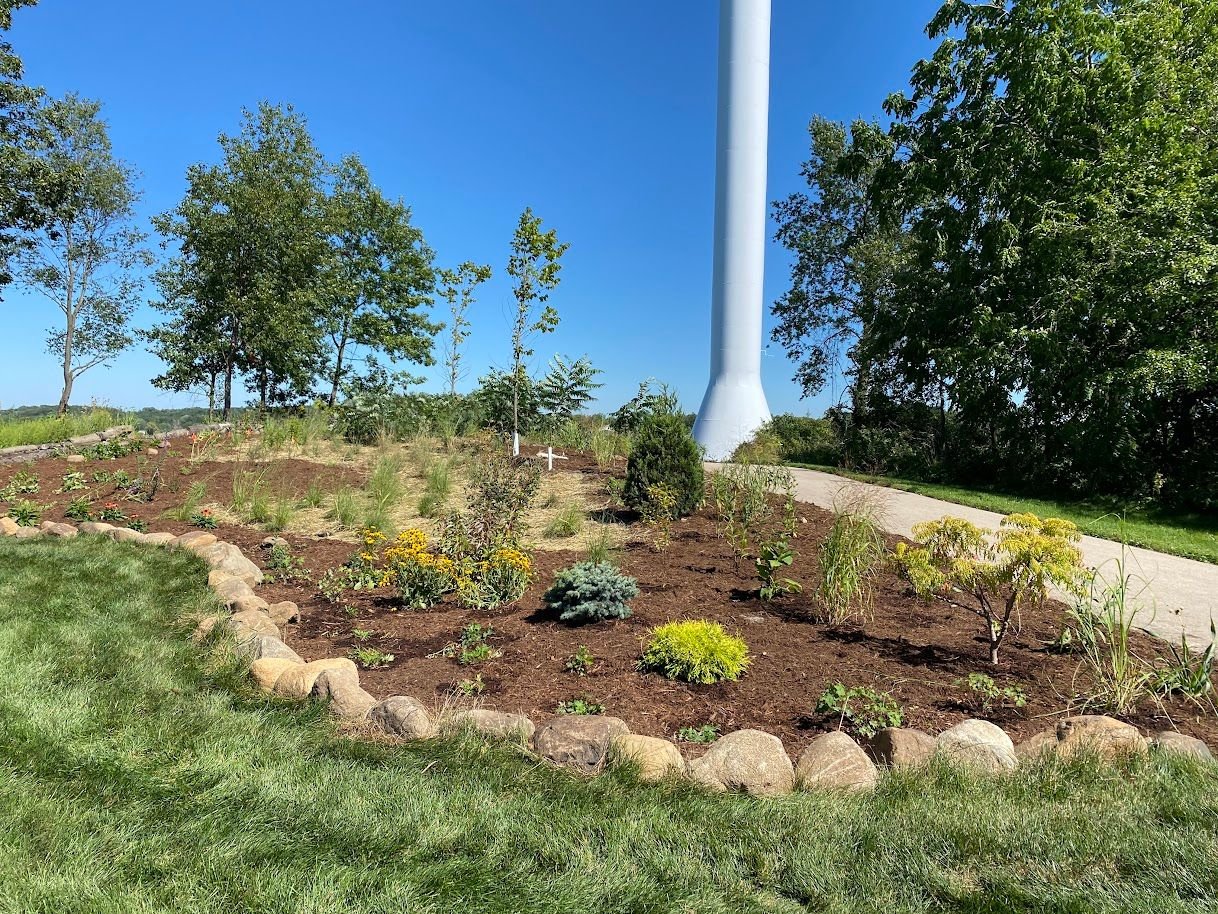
[2,516,1215,795]
[0,422,232,465]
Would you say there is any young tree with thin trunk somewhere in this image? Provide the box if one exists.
[436,260,492,395]
[505,207,567,453]
[18,94,151,414]
[319,155,439,406]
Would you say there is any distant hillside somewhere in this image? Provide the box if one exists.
[0,405,246,432]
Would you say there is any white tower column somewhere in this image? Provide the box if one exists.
[692,0,772,461]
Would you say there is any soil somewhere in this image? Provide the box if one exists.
[5,441,1217,758]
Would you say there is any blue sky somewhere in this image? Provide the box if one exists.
[1,0,939,415]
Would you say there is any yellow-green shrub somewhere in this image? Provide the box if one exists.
[639,620,749,684]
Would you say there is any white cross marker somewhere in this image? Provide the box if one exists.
[535,446,568,471]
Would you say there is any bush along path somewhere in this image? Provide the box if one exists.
[3,534,1218,912]
[3,517,1215,791]
[763,464,1218,650]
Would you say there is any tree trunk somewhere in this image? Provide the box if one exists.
[58,308,76,416]
[222,361,234,421]
[328,335,348,407]
[57,376,73,417]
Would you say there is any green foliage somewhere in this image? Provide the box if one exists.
[0,469,38,499]
[446,622,500,666]
[536,355,602,432]
[956,673,1028,715]
[708,462,797,568]
[437,261,492,395]
[676,724,720,744]
[555,697,604,716]
[639,621,749,684]
[439,451,540,562]
[350,646,394,670]
[544,561,639,625]
[1152,626,1216,707]
[624,415,703,518]
[816,682,904,739]
[6,497,41,525]
[0,407,125,448]
[63,496,91,521]
[638,484,677,552]
[57,471,86,492]
[755,537,801,601]
[564,645,595,676]
[815,496,885,623]
[610,380,682,435]
[543,502,584,539]
[894,512,1087,664]
[328,487,360,529]
[584,527,620,567]
[453,674,486,697]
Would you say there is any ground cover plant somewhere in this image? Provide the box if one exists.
[2,537,1218,913]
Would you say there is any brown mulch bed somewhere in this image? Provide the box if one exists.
[6,447,1217,758]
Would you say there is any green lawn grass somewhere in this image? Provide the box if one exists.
[2,537,1217,913]
[791,463,1218,565]
[0,407,125,449]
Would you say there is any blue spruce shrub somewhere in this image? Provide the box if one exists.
[544,561,640,624]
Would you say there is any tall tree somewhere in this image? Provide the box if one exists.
[437,260,492,396]
[505,207,567,452]
[18,95,151,414]
[319,155,439,406]
[151,102,329,416]
[0,0,45,294]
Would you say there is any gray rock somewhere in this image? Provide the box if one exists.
[533,715,630,774]
[1150,730,1213,761]
[937,719,1017,771]
[311,668,377,720]
[267,600,299,626]
[796,732,878,791]
[446,709,535,743]
[369,696,435,740]
[865,727,937,769]
[688,729,795,796]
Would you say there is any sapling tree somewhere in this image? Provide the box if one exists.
[436,260,492,395]
[18,95,152,414]
[893,512,1086,664]
[505,207,567,453]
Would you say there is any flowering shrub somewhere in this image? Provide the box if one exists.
[98,502,127,523]
[456,547,533,609]
[384,529,458,609]
[190,508,218,529]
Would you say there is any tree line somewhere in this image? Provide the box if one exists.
[0,1,576,452]
[773,0,1218,509]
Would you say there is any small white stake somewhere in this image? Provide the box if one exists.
[535,446,568,471]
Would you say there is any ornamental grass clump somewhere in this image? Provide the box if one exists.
[893,512,1086,664]
[544,561,639,624]
[639,620,749,684]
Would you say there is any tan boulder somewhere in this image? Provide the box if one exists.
[369,696,435,740]
[1015,729,1060,762]
[533,715,631,774]
[864,727,937,769]
[445,709,535,743]
[234,634,303,664]
[108,527,144,544]
[688,729,795,796]
[1,516,21,536]
[1150,731,1214,761]
[609,734,685,781]
[213,577,256,606]
[251,657,298,692]
[142,532,177,546]
[311,668,377,719]
[937,719,1017,772]
[796,731,878,791]
[78,521,115,536]
[232,593,270,615]
[64,454,85,464]
[267,601,300,626]
[1056,716,1146,760]
[225,610,280,641]
[191,616,221,644]
[273,657,358,699]
[13,526,42,539]
[40,521,77,538]
[174,531,218,552]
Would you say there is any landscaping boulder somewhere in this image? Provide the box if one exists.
[213,577,256,606]
[1015,729,1060,762]
[311,668,377,720]
[936,719,1017,772]
[191,616,220,644]
[235,634,303,664]
[0,517,20,536]
[1150,731,1214,761]
[174,531,217,552]
[445,709,535,743]
[225,609,280,641]
[533,715,630,774]
[232,593,270,615]
[209,545,264,586]
[273,657,358,699]
[64,454,85,464]
[865,727,937,769]
[688,729,795,796]
[369,696,435,740]
[251,657,298,691]
[77,521,115,536]
[142,532,177,546]
[261,536,289,550]
[12,527,41,539]
[39,521,78,537]
[108,527,144,544]
[609,734,685,781]
[267,601,300,626]
[796,732,878,791]
[1056,715,1146,760]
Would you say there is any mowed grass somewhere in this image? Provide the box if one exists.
[0,407,126,448]
[792,464,1218,565]
[1,539,1217,914]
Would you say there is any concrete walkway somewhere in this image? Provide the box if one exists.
[778,465,1217,648]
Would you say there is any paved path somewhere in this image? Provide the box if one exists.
[753,465,1216,648]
